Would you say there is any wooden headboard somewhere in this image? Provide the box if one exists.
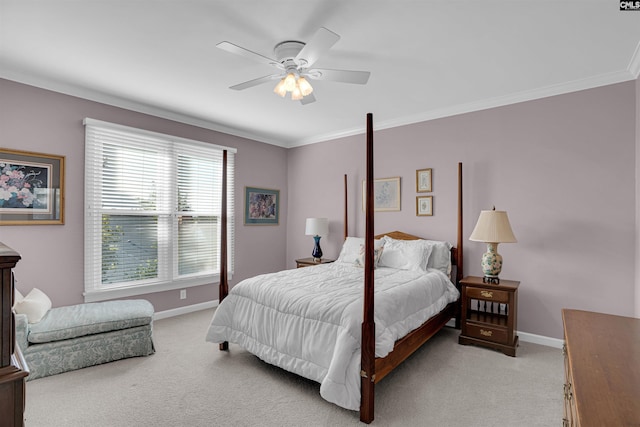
[374,230,419,241]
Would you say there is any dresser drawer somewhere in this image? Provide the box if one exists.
[465,323,509,344]
[466,287,510,303]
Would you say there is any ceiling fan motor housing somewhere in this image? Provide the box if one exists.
[274,41,307,68]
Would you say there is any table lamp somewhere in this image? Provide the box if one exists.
[469,207,517,284]
[305,218,329,262]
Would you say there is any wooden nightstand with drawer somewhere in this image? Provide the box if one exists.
[458,275,519,356]
[295,257,335,268]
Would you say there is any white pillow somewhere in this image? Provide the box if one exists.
[13,288,52,324]
[354,244,384,268]
[336,237,383,264]
[425,240,453,276]
[13,288,24,309]
[378,236,432,272]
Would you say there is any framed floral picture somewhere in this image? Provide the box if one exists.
[0,148,65,225]
[362,177,401,212]
[416,168,432,192]
[244,186,279,225]
[416,196,433,216]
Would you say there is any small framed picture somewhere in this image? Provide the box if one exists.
[416,168,432,193]
[416,196,433,216]
[244,186,279,225]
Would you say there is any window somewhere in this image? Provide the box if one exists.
[83,118,235,302]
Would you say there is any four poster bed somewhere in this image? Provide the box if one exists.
[206,114,463,423]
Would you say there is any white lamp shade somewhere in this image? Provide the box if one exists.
[305,218,329,237]
[297,77,313,96]
[283,73,296,92]
[469,209,517,243]
[291,85,303,101]
[273,79,287,97]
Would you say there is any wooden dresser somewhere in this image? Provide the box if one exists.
[562,309,640,426]
[0,242,27,426]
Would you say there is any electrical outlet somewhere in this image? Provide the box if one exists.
[180,289,187,300]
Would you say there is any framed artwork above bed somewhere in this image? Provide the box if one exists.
[244,186,279,225]
[416,168,432,192]
[416,195,433,216]
[362,177,401,212]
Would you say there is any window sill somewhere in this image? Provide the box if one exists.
[83,273,232,303]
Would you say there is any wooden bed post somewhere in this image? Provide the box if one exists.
[360,113,375,424]
[344,174,349,240]
[219,150,229,351]
[455,162,463,328]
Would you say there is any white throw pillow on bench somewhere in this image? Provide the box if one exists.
[13,288,52,324]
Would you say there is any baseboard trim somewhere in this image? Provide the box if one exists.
[518,331,564,349]
[154,300,219,320]
[159,304,564,349]
[445,319,563,349]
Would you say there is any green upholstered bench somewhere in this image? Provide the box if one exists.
[14,299,155,380]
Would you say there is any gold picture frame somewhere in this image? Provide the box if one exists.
[362,177,401,212]
[416,196,433,216]
[416,168,432,192]
[0,148,65,225]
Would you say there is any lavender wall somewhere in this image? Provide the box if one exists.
[2,77,637,339]
[0,79,288,312]
[287,81,637,339]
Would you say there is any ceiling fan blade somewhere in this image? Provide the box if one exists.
[295,27,340,68]
[217,41,280,68]
[300,93,316,105]
[230,74,281,91]
[306,68,370,85]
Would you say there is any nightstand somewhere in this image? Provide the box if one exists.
[295,257,335,268]
[458,275,519,357]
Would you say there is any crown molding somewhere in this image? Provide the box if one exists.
[288,69,637,148]
[628,40,640,78]
[3,64,636,150]
[0,67,290,148]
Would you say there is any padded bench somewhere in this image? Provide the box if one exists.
[14,299,155,380]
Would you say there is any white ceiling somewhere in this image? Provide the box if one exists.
[1,1,639,148]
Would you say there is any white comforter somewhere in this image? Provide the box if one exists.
[205,262,459,411]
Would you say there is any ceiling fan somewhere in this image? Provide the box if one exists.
[217,27,370,104]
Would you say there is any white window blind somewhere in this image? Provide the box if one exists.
[84,118,235,302]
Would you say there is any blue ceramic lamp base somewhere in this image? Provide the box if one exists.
[311,235,323,262]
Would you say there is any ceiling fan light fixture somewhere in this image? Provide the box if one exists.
[273,79,287,97]
[283,73,297,92]
[297,77,313,96]
[219,27,370,106]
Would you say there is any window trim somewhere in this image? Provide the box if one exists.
[83,273,222,303]
[83,118,236,303]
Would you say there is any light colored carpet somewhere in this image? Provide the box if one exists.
[24,309,563,426]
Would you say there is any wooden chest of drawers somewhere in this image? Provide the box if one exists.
[562,309,640,426]
[0,242,27,426]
